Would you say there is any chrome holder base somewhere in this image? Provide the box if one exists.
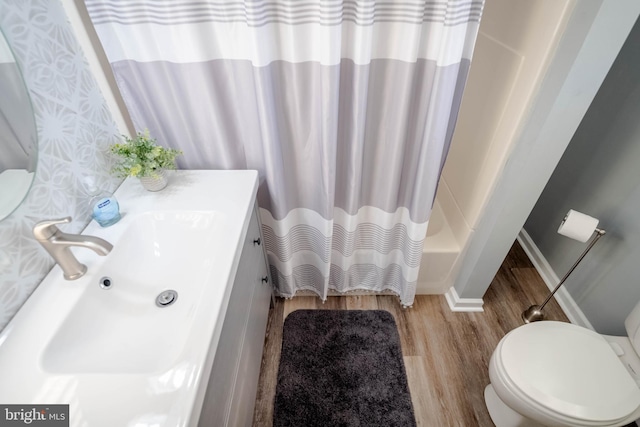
[520,227,606,325]
[522,305,545,323]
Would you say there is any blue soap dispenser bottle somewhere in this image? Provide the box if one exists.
[85,179,121,227]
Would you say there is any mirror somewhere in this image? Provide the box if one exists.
[0,27,37,220]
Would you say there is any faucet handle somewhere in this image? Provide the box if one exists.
[33,217,71,240]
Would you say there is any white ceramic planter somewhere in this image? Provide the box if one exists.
[139,169,168,191]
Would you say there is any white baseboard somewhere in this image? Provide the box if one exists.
[445,286,484,312]
[517,229,594,330]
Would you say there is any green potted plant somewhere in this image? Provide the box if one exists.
[110,129,182,191]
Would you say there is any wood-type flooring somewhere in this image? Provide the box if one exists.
[252,240,569,426]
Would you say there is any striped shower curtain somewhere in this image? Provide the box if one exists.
[85,1,483,306]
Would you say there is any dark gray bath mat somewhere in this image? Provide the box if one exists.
[273,309,416,427]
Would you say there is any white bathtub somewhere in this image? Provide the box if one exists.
[416,198,462,294]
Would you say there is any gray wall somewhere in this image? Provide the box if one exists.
[524,18,640,336]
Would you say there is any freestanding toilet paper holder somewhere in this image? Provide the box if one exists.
[522,212,606,323]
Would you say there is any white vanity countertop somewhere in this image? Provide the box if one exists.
[0,170,259,427]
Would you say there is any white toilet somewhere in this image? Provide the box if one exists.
[485,300,640,427]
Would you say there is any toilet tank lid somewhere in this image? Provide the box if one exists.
[499,321,640,423]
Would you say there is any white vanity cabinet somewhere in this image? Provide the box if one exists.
[197,201,273,427]
[0,171,272,427]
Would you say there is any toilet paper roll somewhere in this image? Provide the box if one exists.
[557,209,599,242]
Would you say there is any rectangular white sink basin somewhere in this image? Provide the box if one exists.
[43,211,223,374]
[0,171,259,427]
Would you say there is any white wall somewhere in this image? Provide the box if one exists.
[524,18,640,335]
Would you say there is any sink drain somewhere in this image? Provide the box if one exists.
[156,290,178,307]
[99,277,113,289]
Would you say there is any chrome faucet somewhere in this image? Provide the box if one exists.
[33,217,113,280]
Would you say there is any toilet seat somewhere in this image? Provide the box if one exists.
[491,321,640,426]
